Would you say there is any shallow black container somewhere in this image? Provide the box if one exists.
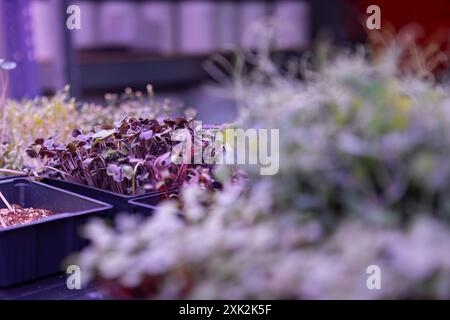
[43,178,178,214]
[0,178,112,287]
[128,194,167,216]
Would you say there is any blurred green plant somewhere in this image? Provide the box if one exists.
[76,41,450,299]
[234,46,450,228]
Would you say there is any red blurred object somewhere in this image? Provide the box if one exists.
[347,0,449,78]
[348,0,450,44]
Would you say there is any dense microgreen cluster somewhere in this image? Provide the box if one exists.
[28,116,215,195]
[0,85,176,173]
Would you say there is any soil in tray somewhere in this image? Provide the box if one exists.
[0,205,55,228]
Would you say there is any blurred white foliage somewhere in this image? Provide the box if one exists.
[76,39,450,298]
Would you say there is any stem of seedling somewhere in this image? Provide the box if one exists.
[0,168,26,175]
[132,162,142,195]
[0,70,9,146]
[41,166,75,178]
[0,191,14,214]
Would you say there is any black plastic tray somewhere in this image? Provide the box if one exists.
[42,178,178,214]
[0,178,112,287]
[128,194,168,216]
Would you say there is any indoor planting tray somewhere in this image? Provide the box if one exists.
[128,194,168,216]
[0,178,112,287]
[42,178,178,214]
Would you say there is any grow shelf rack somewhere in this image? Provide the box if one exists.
[60,0,337,97]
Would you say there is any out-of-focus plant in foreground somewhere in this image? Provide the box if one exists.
[77,38,450,298]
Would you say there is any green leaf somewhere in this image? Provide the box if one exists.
[122,165,134,180]
[92,129,115,139]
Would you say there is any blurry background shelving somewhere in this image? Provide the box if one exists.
[0,0,359,100]
[61,0,315,97]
